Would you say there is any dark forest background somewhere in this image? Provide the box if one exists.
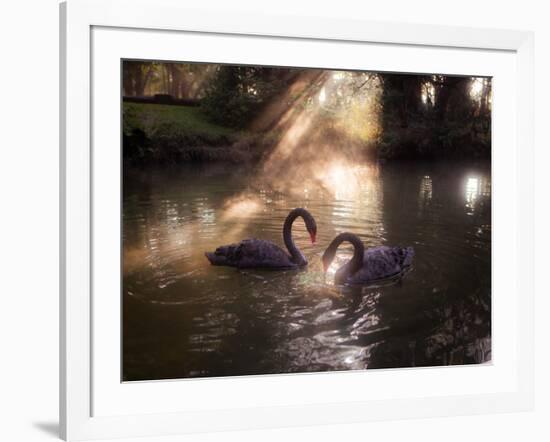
[123,61,491,164]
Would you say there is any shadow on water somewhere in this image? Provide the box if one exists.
[122,160,491,381]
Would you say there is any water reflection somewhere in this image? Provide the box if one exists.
[123,161,491,381]
[419,175,433,206]
[465,176,491,214]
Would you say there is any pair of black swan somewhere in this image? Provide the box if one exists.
[205,208,414,285]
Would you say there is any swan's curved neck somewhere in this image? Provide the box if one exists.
[331,233,365,276]
[283,209,307,266]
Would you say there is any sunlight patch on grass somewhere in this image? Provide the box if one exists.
[123,102,239,142]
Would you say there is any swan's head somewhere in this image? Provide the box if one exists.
[303,210,317,244]
[309,224,317,244]
[290,208,317,244]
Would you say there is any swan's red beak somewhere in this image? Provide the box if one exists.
[310,232,316,244]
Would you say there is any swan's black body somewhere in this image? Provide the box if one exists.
[322,232,414,285]
[205,208,317,269]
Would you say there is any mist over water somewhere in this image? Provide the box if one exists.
[122,160,491,381]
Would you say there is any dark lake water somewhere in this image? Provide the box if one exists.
[122,161,491,381]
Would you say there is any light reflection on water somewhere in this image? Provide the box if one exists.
[123,161,491,381]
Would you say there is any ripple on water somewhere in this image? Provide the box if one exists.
[122,162,492,380]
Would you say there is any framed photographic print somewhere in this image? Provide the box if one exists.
[60,0,534,440]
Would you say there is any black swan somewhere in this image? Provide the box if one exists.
[322,232,414,285]
[205,208,317,269]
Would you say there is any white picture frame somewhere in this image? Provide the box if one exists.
[60,0,534,440]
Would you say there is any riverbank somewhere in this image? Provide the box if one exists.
[123,102,279,164]
[123,101,491,165]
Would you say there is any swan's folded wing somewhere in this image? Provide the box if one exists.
[234,239,296,269]
[350,246,414,283]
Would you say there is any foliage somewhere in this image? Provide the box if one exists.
[123,61,215,99]
[201,66,290,129]
[379,74,491,159]
[122,62,492,163]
